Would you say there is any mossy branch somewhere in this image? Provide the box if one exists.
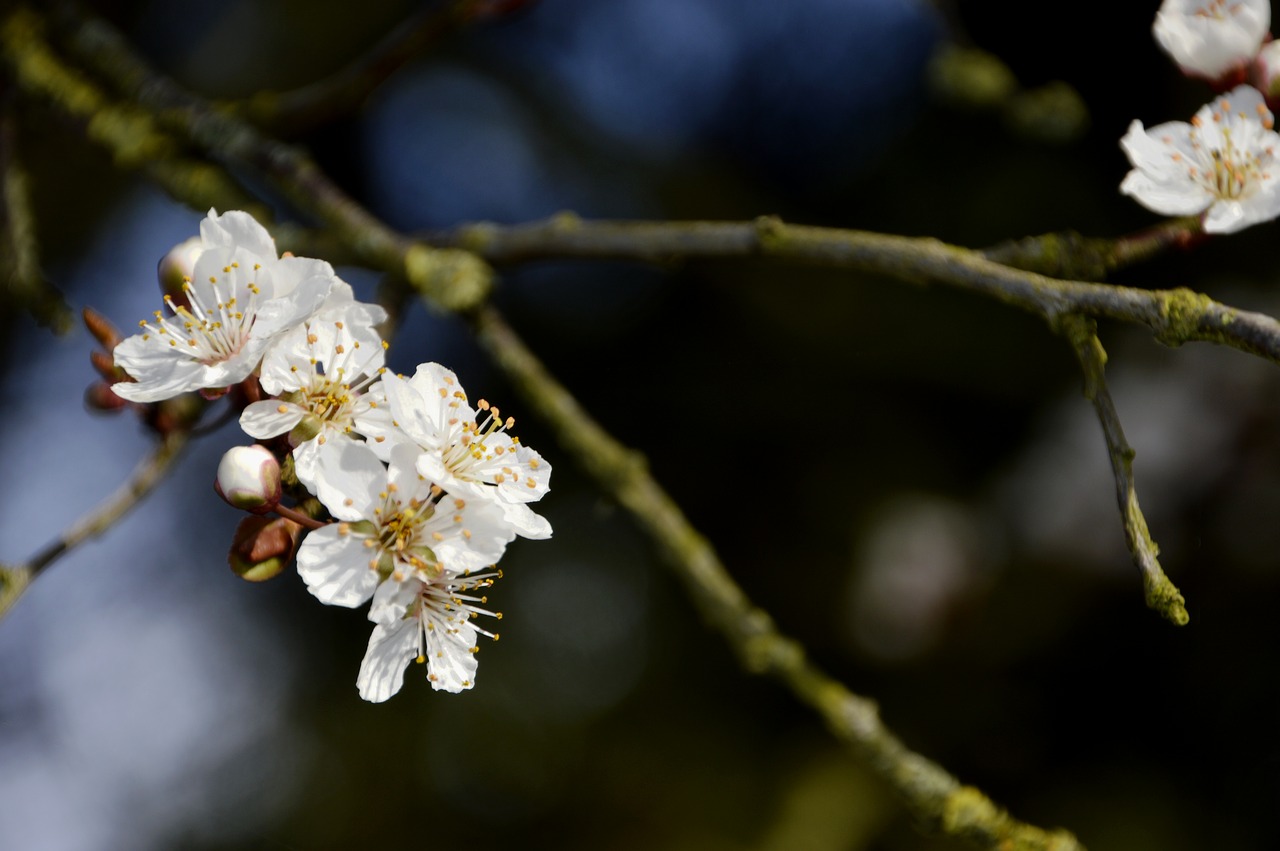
[1057,315,1189,626]
[0,9,264,217]
[468,304,1083,851]
[425,214,1275,358]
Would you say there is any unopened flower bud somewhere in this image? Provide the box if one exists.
[157,235,204,305]
[1258,41,1280,100]
[84,381,130,412]
[228,515,303,582]
[215,445,282,513]
[82,306,121,350]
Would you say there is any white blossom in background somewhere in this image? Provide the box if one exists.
[357,565,503,700]
[1153,0,1271,80]
[112,209,338,402]
[295,441,516,609]
[239,303,391,488]
[372,363,553,539]
[1120,85,1280,233]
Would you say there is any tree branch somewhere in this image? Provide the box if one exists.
[1057,315,1188,625]
[467,303,1084,850]
[426,214,1280,362]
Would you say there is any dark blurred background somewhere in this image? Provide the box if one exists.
[4,1,1280,849]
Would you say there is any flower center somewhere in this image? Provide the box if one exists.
[136,264,262,365]
[370,486,443,577]
[1183,99,1275,201]
[289,319,386,441]
[441,399,518,482]
[1193,0,1242,22]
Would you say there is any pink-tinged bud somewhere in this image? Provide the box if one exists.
[215,445,282,513]
[82,306,121,350]
[157,235,204,305]
[1258,41,1280,100]
[90,349,127,382]
[84,381,130,412]
[228,515,303,582]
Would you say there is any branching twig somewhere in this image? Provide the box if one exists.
[1058,315,1189,626]
[232,0,527,133]
[0,430,189,619]
[468,303,1084,851]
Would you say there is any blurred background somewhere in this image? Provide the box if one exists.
[3,1,1280,849]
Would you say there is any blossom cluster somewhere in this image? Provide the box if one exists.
[1122,1,1280,233]
[110,209,551,701]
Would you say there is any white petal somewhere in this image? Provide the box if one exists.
[381,372,439,448]
[239,400,304,440]
[500,502,553,540]
[357,618,418,702]
[200,209,278,260]
[295,525,382,607]
[423,618,479,693]
[310,441,387,521]
[1120,169,1214,215]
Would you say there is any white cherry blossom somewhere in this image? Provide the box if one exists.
[1120,85,1280,233]
[371,363,552,539]
[295,442,516,610]
[1153,0,1271,80]
[239,303,391,489]
[356,565,502,700]
[112,209,337,402]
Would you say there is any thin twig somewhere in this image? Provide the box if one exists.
[0,430,189,618]
[1057,315,1189,625]
[234,0,524,133]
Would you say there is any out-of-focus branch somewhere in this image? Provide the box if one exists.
[927,45,1088,145]
[467,303,1083,851]
[0,430,189,619]
[0,11,264,218]
[0,94,72,332]
[232,0,535,133]
[1058,315,1189,626]
[34,2,489,315]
